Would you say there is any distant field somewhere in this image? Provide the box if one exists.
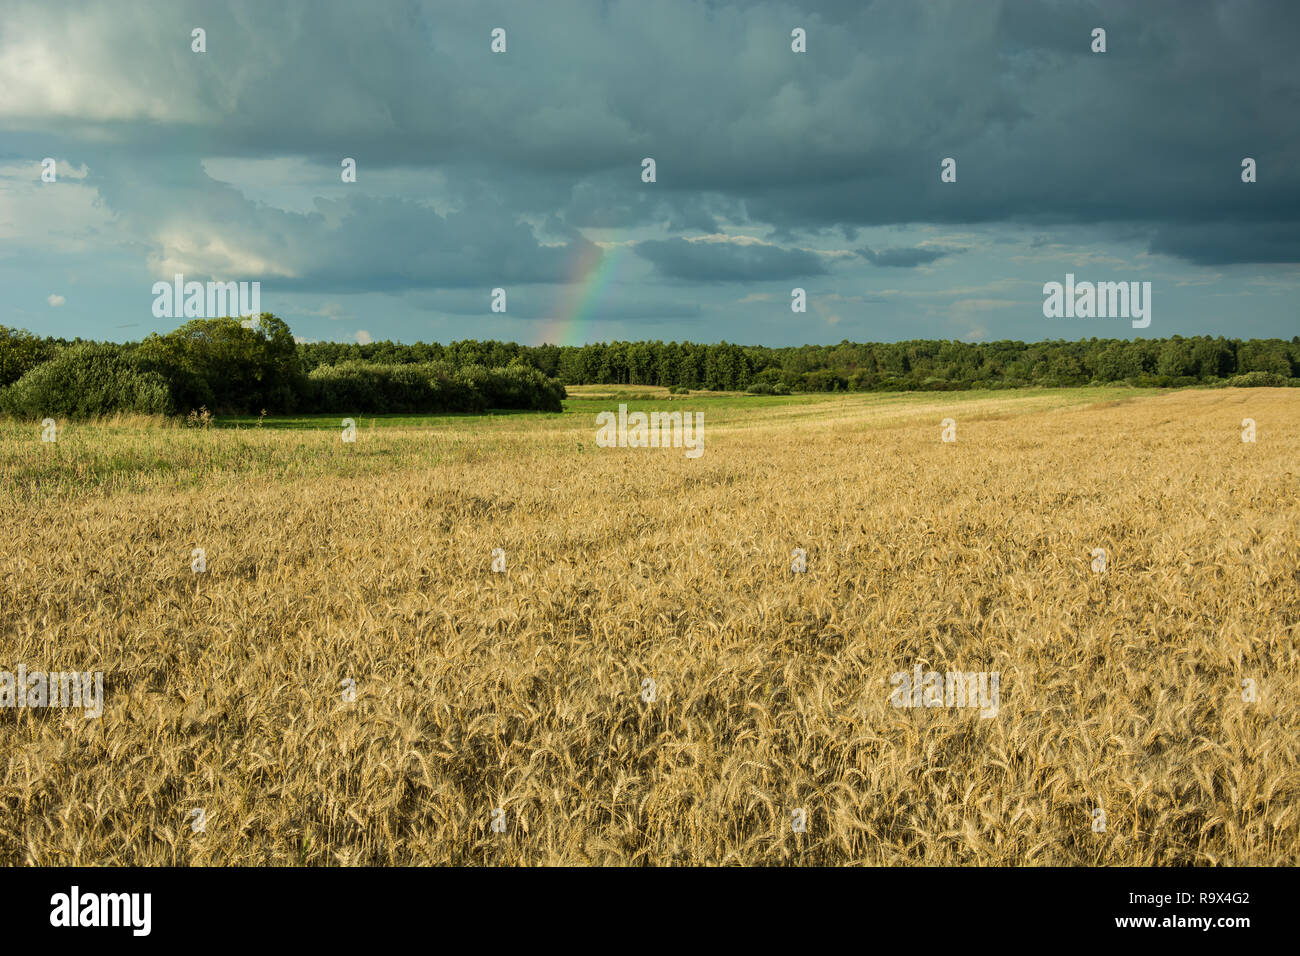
[0,386,1148,495]
[1,386,1297,864]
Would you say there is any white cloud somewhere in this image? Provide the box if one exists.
[0,7,210,123]
[47,293,65,306]
[686,233,772,246]
[0,161,111,252]
[354,329,372,344]
[148,232,296,280]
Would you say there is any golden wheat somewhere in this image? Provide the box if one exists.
[0,387,1296,865]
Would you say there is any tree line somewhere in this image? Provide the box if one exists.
[301,334,1300,391]
[2,318,1296,419]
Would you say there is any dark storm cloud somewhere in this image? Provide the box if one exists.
[858,246,960,267]
[274,197,605,293]
[635,238,828,281]
[666,209,722,234]
[559,175,729,233]
[2,0,1297,319]
[732,0,1300,264]
[81,152,605,293]
[1149,222,1300,266]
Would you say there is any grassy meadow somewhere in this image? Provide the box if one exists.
[1,385,1297,864]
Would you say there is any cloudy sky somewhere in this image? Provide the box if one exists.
[1,0,1296,347]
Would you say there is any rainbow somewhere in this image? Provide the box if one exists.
[535,240,630,346]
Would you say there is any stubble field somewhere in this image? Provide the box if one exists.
[1,385,1297,865]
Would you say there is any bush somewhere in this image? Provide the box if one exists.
[1224,371,1291,387]
[801,370,848,392]
[460,364,566,412]
[1,343,174,418]
[747,383,775,395]
[128,347,214,413]
[306,361,565,414]
[668,385,690,395]
[308,361,444,413]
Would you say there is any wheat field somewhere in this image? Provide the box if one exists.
[1,386,1297,865]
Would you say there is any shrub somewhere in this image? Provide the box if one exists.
[307,361,443,413]
[1,343,173,418]
[128,347,214,414]
[466,364,566,412]
[306,361,565,414]
[1224,371,1291,387]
